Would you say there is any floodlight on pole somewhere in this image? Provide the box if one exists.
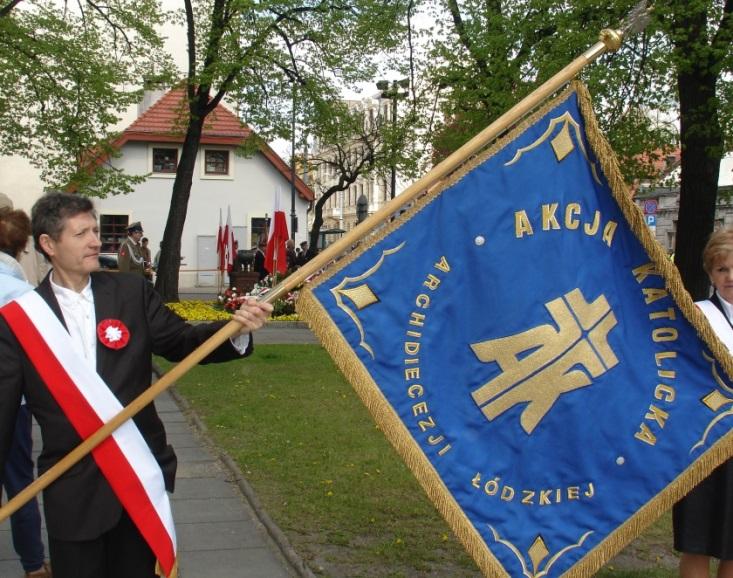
[377,78,409,199]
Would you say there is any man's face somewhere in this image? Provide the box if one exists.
[40,212,101,278]
[131,230,143,243]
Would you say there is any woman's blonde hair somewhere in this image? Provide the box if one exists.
[703,228,733,274]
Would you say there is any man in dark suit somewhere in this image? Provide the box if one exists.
[0,193,272,578]
[253,239,268,280]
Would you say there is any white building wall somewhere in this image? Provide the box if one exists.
[95,142,309,288]
[720,154,733,186]
[0,156,44,213]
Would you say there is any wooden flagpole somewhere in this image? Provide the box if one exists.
[0,1,650,523]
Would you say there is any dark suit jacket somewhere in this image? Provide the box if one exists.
[253,248,268,280]
[0,272,252,541]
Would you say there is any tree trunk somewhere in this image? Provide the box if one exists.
[673,75,723,301]
[308,196,327,255]
[154,99,208,302]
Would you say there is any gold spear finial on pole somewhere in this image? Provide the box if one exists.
[0,1,654,524]
[600,1,652,52]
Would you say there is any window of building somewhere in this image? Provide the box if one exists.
[100,214,129,254]
[250,217,269,249]
[204,150,230,175]
[152,148,178,173]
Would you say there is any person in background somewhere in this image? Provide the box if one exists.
[117,222,147,277]
[673,228,733,578]
[286,239,297,271]
[296,240,309,266]
[253,239,268,280]
[140,237,153,283]
[152,242,162,271]
[0,193,48,285]
[0,205,52,578]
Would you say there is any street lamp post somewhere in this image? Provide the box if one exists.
[376,78,409,199]
[356,193,368,223]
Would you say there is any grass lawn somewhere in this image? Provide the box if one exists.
[156,344,679,577]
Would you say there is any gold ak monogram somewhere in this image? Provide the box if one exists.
[471,289,618,434]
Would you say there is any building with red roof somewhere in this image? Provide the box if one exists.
[94,87,314,288]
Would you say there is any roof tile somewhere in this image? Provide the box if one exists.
[123,87,251,143]
[109,87,313,201]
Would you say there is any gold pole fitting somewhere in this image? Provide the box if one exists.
[599,29,624,52]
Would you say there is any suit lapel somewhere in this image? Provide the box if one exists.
[91,272,116,376]
[36,273,67,331]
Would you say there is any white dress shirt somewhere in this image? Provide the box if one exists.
[50,273,97,369]
[50,272,250,368]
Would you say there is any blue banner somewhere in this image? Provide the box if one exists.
[299,84,733,577]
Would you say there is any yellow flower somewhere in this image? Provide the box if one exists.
[166,300,299,322]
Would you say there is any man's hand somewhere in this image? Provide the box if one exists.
[232,297,273,335]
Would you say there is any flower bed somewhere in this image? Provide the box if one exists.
[167,274,302,323]
[166,300,300,323]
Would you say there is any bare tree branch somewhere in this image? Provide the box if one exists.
[85,0,134,49]
[0,0,23,18]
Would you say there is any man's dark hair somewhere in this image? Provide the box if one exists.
[32,192,95,258]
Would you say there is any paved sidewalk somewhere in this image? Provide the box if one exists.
[0,391,303,578]
[155,390,304,578]
[0,325,317,578]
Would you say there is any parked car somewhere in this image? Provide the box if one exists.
[98,253,118,270]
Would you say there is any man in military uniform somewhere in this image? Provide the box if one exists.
[140,237,154,282]
[117,222,147,276]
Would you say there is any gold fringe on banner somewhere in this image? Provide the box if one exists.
[297,82,733,577]
[564,80,733,578]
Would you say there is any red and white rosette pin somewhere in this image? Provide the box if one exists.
[97,319,130,350]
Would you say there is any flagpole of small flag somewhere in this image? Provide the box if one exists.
[0,1,651,525]
[217,208,225,294]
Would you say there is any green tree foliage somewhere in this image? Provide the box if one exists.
[424,0,675,171]
[662,0,732,298]
[0,0,174,196]
[154,0,412,300]
[419,0,732,295]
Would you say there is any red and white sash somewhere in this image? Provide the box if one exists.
[0,291,177,578]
